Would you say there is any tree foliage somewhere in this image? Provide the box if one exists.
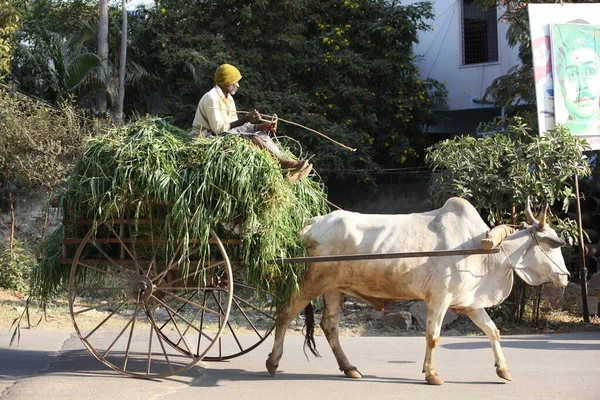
[0,1,19,79]
[6,0,447,175]
[426,117,591,225]
[136,0,447,173]
[0,86,100,191]
[8,0,109,106]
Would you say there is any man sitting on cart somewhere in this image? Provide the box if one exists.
[191,63,313,182]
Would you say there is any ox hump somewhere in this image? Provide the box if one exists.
[300,211,357,251]
[441,197,480,218]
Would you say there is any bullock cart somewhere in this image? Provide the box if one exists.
[56,209,500,379]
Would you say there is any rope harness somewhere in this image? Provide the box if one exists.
[500,227,570,300]
[501,228,569,276]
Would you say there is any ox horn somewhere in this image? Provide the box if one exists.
[538,203,549,229]
[481,225,516,249]
[524,197,537,225]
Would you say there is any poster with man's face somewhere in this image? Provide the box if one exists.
[551,24,600,136]
[529,3,600,149]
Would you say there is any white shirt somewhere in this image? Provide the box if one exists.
[192,86,238,137]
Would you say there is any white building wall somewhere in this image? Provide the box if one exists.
[409,0,521,111]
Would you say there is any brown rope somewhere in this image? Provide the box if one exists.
[210,107,357,152]
[322,194,343,211]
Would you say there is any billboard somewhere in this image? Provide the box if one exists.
[529,3,600,149]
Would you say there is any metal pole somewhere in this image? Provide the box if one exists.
[574,175,590,322]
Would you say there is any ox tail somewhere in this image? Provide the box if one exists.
[303,303,321,359]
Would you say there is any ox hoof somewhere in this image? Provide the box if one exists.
[426,373,445,385]
[496,367,513,381]
[343,368,362,379]
[266,359,279,377]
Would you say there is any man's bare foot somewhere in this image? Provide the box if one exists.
[280,159,307,171]
[287,163,313,183]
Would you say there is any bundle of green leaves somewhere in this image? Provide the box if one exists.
[33,117,328,306]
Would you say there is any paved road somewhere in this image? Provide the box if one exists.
[1,329,599,399]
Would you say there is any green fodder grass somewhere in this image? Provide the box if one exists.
[33,118,328,308]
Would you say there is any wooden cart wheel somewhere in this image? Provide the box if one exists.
[68,222,233,378]
[163,259,277,361]
[155,238,276,360]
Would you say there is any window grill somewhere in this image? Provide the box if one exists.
[462,0,499,65]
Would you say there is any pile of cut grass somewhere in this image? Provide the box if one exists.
[32,118,328,307]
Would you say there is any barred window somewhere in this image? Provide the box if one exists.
[462,0,498,65]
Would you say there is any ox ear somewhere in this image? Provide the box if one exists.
[524,197,537,225]
[538,234,565,249]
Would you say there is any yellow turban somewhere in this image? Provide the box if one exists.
[214,64,242,86]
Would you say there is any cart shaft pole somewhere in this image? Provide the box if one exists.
[274,247,500,265]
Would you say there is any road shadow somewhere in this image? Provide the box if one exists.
[1,347,519,389]
[0,348,58,380]
[189,366,427,387]
[440,333,600,351]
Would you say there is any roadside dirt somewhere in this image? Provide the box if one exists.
[2,289,599,337]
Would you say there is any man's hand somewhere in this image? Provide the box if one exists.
[256,121,277,133]
[245,108,260,123]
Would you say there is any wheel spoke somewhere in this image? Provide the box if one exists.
[231,294,276,321]
[152,239,186,283]
[147,310,174,373]
[106,224,142,276]
[73,286,129,292]
[145,239,161,278]
[74,261,130,282]
[154,288,225,317]
[231,296,265,339]
[89,242,137,279]
[163,307,194,356]
[150,295,206,335]
[211,291,243,352]
[127,223,144,276]
[122,300,141,370]
[147,211,159,278]
[159,260,226,287]
[157,291,197,330]
[157,285,228,292]
[196,292,209,355]
[83,299,129,341]
[73,298,127,316]
[147,315,154,375]
[101,309,137,359]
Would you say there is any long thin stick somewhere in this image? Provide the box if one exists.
[210,107,357,152]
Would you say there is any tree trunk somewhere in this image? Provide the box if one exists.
[41,188,54,242]
[115,0,128,126]
[97,0,109,115]
[7,181,14,253]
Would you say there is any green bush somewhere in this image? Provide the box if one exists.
[0,238,37,292]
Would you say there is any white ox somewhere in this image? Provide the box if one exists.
[265,197,570,385]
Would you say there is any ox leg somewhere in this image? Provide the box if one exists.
[422,300,450,385]
[320,291,362,379]
[466,308,512,381]
[266,293,312,377]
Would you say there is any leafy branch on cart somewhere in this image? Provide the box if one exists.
[31,118,328,313]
